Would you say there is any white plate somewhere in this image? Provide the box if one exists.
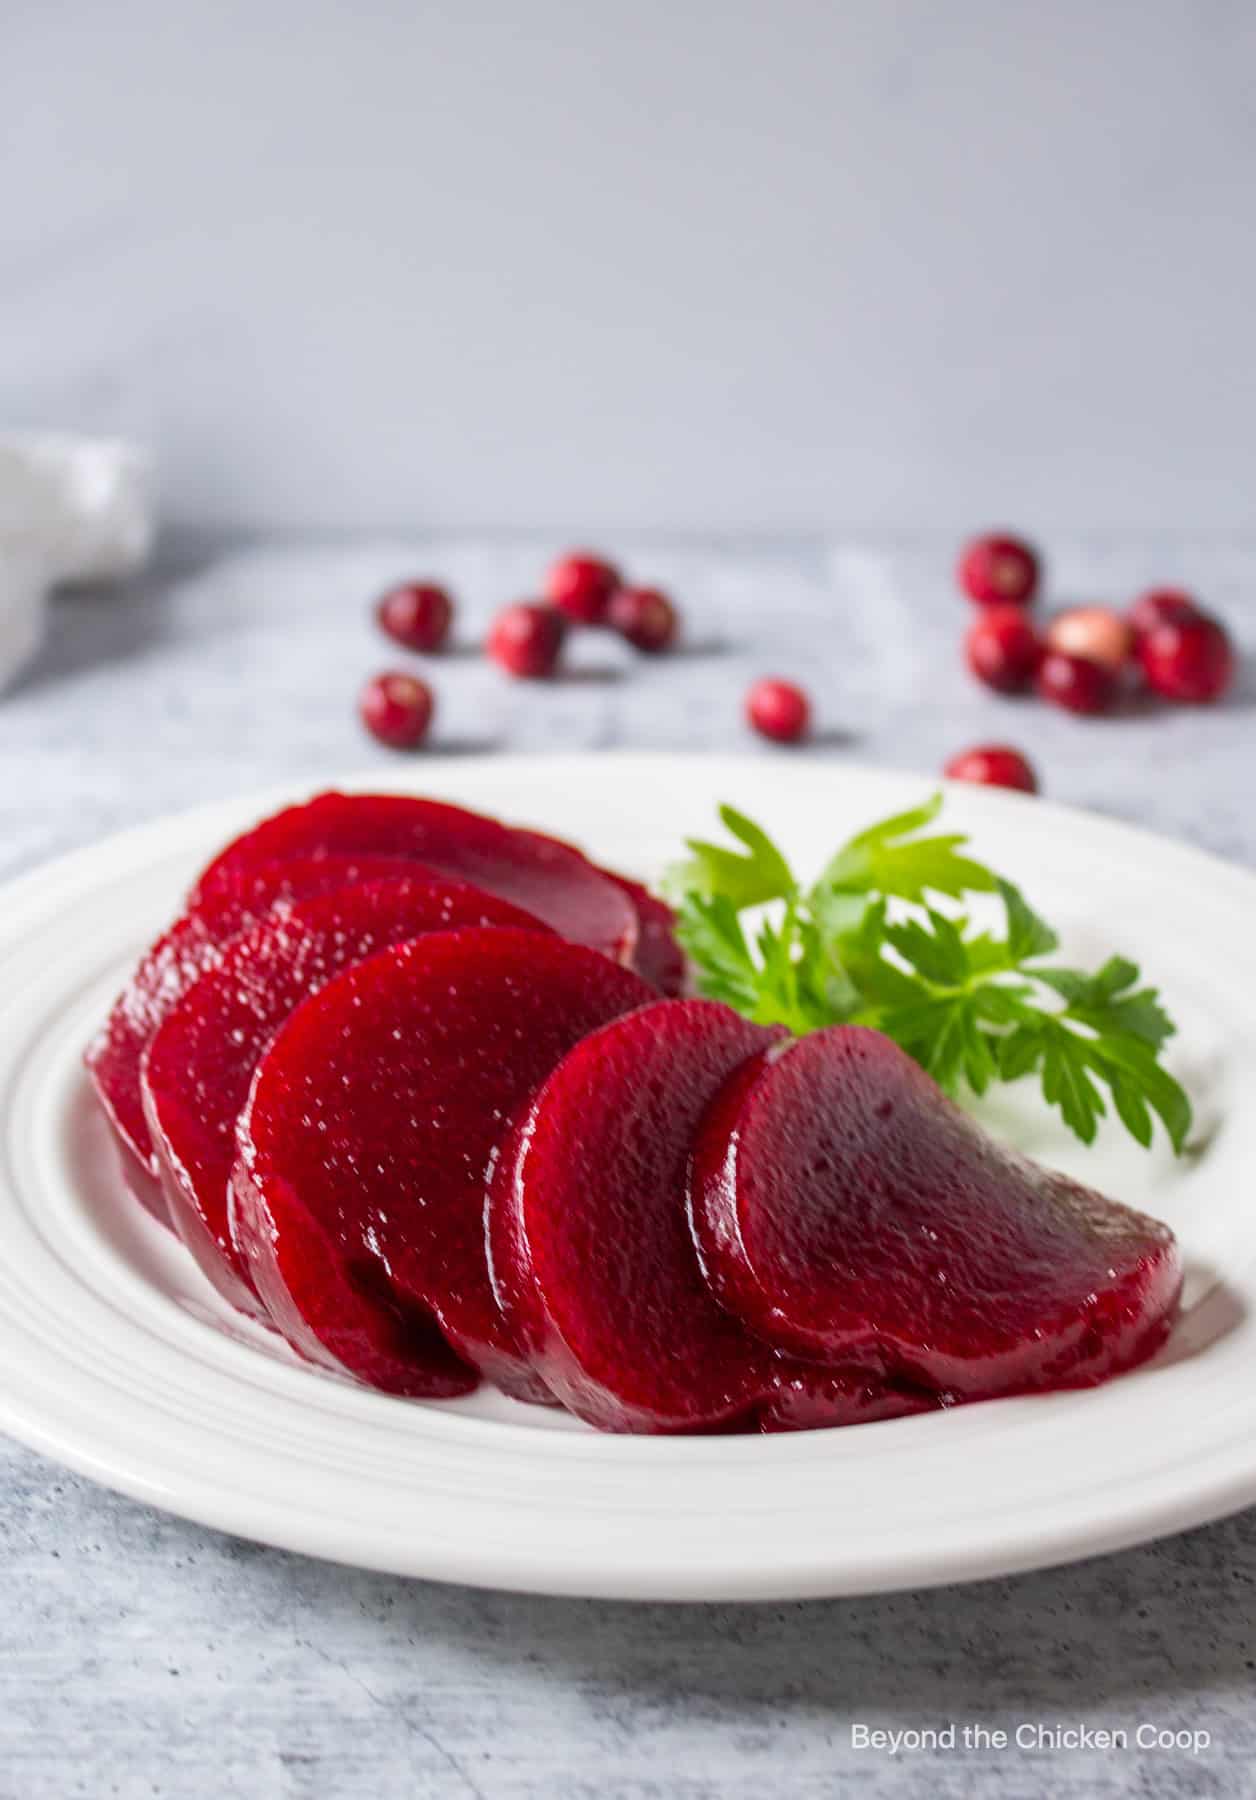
[0,753,1252,1600]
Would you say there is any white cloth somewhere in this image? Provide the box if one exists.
[0,435,153,689]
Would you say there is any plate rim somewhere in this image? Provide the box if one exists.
[1,750,1253,1601]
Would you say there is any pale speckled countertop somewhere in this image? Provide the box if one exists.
[2,534,1255,1800]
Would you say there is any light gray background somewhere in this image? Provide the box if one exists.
[0,535,1253,1799]
[4,0,1256,533]
[5,3,1256,1793]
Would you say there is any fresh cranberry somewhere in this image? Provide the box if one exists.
[544,551,621,625]
[1045,606,1134,675]
[957,534,1040,607]
[607,585,679,652]
[1128,588,1201,642]
[943,744,1039,794]
[359,671,435,748]
[488,601,566,678]
[1139,612,1235,704]
[965,605,1043,693]
[746,678,811,743]
[1036,651,1117,715]
[375,581,454,653]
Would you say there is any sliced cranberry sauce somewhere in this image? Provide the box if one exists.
[142,875,547,1315]
[191,792,638,966]
[691,1025,1182,1399]
[85,852,432,1178]
[233,929,654,1399]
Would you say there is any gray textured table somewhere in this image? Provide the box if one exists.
[2,535,1254,1799]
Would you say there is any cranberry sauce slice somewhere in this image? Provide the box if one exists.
[488,998,791,1432]
[757,1367,942,1433]
[142,876,548,1316]
[190,792,638,965]
[601,872,686,995]
[232,929,654,1399]
[691,1025,1182,1399]
[87,910,226,1182]
[242,1174,479,1399]
[85,853,432,1178]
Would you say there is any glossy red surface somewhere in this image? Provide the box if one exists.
[486,602,566,678]
[964,605,1044,694]
[237,1171,479,1399]
[358,670,434,748]
[85,852,433,1176]
[757,1366,941,1433]
[143,877,547,1314]
[691,1026,1182,1398]
[745,678,811,743]
[943,744,1039,793]
[544,551,621,624]
[957,533,1040,607]
[607,586,679,652]
[234,929,654,1397]
[1139,612,1235,704]
[375,582,454,652]
[190,791,637,963]
[600,873,686,995]
[489,999,788,1432]
[1035,649,1117,715]
[1128,587,1201,641]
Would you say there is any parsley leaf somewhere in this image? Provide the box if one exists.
[1035,958,1176,1051]
[815,791,998,905]
[667,796,1193,1154]
[666,805,796,908]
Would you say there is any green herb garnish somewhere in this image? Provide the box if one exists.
[664,795,1191,1153]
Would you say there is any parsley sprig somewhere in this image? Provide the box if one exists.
[664,795,1192,1153]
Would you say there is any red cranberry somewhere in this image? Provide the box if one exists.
[544,551,621,625]
[944,744,1039,794]
[359,670,434,748]
[607,585,678,652]
[1139,612,1235,704]
[965,605,1043,693]
[487,601,566,678]
[375,581,453,653]
[957,534,1040,607]
[1036,651,1117,715]
[746,678,811,743]
[1128,587,1200,642]
[1045,606,1134,675]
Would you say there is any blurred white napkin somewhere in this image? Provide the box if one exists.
[0,435,154,690]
